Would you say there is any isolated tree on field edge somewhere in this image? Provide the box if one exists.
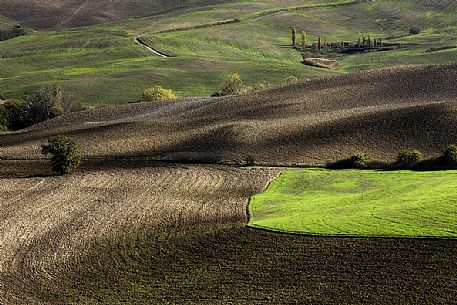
[219,73,244,96]
[41,135,81,175]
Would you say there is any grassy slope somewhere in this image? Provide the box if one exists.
[1,0,457,106]
[250,169,457,237]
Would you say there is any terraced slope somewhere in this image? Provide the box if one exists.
[2,63,457,164]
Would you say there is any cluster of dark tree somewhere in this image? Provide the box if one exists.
[328,146,457,171]
[0,25,26,41]
[0,85,79,131]
[291,27,384,51]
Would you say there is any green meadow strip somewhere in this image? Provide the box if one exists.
[249,169,457,238]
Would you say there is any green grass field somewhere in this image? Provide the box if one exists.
[1,0,457,106]
[249,169,457,238]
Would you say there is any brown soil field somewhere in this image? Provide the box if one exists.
[1,161,456,304]
[2,63,457,165]
[0,161,280,304]
[0,0,235,30]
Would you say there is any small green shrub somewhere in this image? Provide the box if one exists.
[328,152,371,169]
[41,136,81,175]
[219,73,244,96]
[348,152,370,168]
[3,99,29,130]
[443,144,457,164]
[409,26,421,35]
[284,76,299,86]
[0,103,8,131]
[141,86,176,102]
[396,149,423,168]
[248,81,271,92]
[244,155,256,166]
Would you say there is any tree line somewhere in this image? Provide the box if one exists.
[291,27,384,51]
[0,85,79,131]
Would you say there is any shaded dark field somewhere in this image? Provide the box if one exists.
[3,225,457,304]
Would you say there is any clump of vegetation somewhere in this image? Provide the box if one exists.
[410,26,421,35]
[291,27,296,47]
[0,104,8,131]
[244,155,256,166]
[0,85,77,131]
[327,152,372,169]
[396,149,423,168]
[0,99,29,131]
[348,152,370,168]
[0,25,26,41]
[27,85,66,124]
[219,73,244,96]
[41,135,81,175]
[246,81,272,92]
[441,144,457,167]
[141,86,176,102]
[214,73,272,96]
[284,76,299,86]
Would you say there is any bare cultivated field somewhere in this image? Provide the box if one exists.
[2,63,457,303]
[0,160,280,304]
[2,63,457,164]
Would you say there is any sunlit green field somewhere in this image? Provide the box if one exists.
[1,0,457,106]
[249,169,457,237]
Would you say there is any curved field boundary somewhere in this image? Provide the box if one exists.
[155,0,364,34]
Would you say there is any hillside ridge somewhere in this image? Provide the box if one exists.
[1,63,457,163]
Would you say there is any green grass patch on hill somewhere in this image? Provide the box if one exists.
[1,0,457,106]
[249,169,457,238]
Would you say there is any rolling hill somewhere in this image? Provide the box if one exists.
[2,1,457,303]
[0,0,236,30]
[2,63,457,164]
[1,0,457,105]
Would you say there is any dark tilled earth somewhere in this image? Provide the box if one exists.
[3,63,457,304]
[2,63,457,164]
[4,226,457,304]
